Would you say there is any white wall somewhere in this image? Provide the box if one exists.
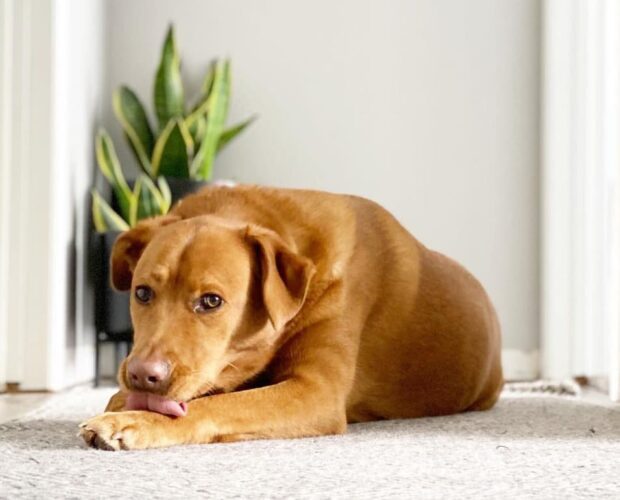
[541,0,620,394]
[1,0,57,390]
[0,0,14,388]
[105,0,540,354]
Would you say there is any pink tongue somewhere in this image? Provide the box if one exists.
[125,393,188,418]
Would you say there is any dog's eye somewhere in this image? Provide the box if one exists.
[135,285,154,304]
[194,293,223,313]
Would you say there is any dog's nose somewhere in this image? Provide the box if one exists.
[127,357,171,392]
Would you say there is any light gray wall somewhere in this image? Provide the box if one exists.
[104,0,540,351]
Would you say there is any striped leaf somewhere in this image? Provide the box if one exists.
[92,190,130,233]
[188,114,207,147]
[151,118,194,178]
[186,60,216,130]
[157,176,172,212]
[191,59,231,180]
[113,86,154,175]
[217,115,256,153]
[141,175,169,215]
[95,129,132,221]
[201,60,217,96]
[129,178,144,227]
[129,175,170,227]
[154,25,185,131]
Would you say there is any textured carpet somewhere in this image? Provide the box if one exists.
[1,384,619,499]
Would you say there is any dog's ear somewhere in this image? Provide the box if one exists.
[110,215,181,291]
[246,228,316,331]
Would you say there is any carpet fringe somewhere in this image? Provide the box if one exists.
[503,379,581,396]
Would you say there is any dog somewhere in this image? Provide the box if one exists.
[79,185,503,450]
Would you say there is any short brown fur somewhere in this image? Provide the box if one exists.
[80,185,503,450]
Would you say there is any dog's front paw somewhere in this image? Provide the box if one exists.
[78,411,173,451]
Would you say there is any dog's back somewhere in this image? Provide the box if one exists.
[175,185,503,421]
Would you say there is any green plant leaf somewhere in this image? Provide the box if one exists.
[113,86,154,176]
[185,61,216,131]
[151,118,194,178]
[95,129,132,221]
[129,175,170,227]
[157,176,172,212]
[191,59,231,180]
[201,60,217,96]
[154,25,185,131]
[188,114,207,147]
[92,190,130,233]
[128,177,143,227]
[217,115,256,153]
[141,175,169,215]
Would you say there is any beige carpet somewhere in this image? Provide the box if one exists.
[1,384,619,499]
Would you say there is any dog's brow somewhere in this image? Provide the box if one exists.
[191,279,226,296]
[150,265,170,284]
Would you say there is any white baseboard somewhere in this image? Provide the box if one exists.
[502,349,539,381]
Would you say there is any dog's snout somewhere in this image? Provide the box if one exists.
[127,357,171,392]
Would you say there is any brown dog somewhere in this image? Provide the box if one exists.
[79,185,503,450]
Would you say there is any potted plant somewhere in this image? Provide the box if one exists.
[90,25,253,383]
[91,130,172,340]
[112,25,255,201]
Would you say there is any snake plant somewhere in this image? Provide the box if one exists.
[92,130,171,232]
[113,25,254,181]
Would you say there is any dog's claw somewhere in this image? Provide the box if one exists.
[79,428,96,447]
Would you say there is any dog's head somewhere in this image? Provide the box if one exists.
[110,214,315,405]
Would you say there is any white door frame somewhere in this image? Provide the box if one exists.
[0,0,56,390]
[0,0,14,390]
[0,0,105,391]
[604,1,620,401]
[541,0,620,399]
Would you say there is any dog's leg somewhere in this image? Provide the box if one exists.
[79,319,355,450]
[185,377,348,443]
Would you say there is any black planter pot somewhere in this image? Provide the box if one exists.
[92,231,132,337]
[165,177,211,203]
